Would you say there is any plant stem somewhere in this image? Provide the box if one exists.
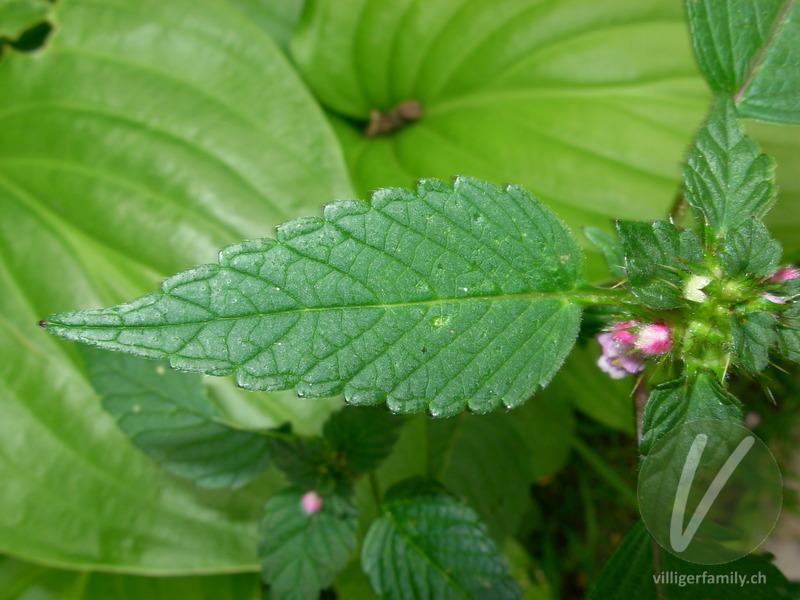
[368,471,382,506]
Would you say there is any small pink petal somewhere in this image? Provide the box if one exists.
[300,490,323,515]
[611,320,639,346]
[762,292,786,305]
[768,267,800,283]
[597,354,629,379]
[635,322,673,355]
[617,352,646,374]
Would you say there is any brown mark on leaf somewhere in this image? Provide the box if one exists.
[364,100,422,137]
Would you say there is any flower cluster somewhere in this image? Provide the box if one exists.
[596,320,672,379]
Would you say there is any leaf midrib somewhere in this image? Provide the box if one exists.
[734,0,796,103]
[51,289,615,330]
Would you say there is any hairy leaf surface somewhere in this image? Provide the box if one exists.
[259,489,358,600]
[687,0,800,124]
[683,97,776,234]
[83,348,272,489]
[730,311,778,372]
[640,372,743,456]
[720,219,782,278]
[361,479,522,600]
[46,178,585,418]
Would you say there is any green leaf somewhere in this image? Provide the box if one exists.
[292,0,712,276]
[616,219,702,309]
[222,0,303,52]
[720,219,782,278]
[0,0,351,571]
[0,555,260,600]
[731,310,778,372]
[361,478,522,600]
[427,396,574,541]
[586,521,794,599]
[640,371,743,456]
[273,434,338,494]
[686,0,800,124]
[583,226,625,279]
[683,97,776,233]
[259,488,359,600]
[323,406,405,475]
[0,0,48,41]
[82,347,272,489]
[45,177,586,418]
[777,307,800,362]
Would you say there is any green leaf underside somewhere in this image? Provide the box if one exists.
[687,0,800,124]
[617,219,701,308]
[46,177,584,418]
[259,489,358,600]
[720,219,782,278]
[683,97,776,234]
[731,310,778,372]
[361,479,522,600]
[640,372,743,456]
[82,347,272,489]
[0,555,260,600]
[586,521,793,599]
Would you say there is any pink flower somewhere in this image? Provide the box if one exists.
[596,321,645,379]
[768,267,800,283]
[300,490,323,515]
[635,322,673,355]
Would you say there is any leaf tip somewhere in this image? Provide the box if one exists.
[38,319,47,328]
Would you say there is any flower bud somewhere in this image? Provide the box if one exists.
[768,267,800,283]
[300,490,323,515]
[634,322,673,355]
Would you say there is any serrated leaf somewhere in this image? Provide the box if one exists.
[731,310,778,372]
[259,488,358,600]
[0,555,260,600]
[720,219,782,278]
[583,226,626,279]
[586,521,794,600]
[292,0,712,275]
[683,97,776,233]
[686,0,800,124]
[0,0,352,572]
[45,177,586,418]
[0,0,48,41]
[640,371,743,456]
[323,406,404,475]
[777,307,800,362]
[617,219,701,308]
[82,347,272,489]
[272,434,335,494]
[361,478,522,600]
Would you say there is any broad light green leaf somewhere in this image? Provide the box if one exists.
[292,0,711,276]
[731,310,778,372]
[616,220,702,309]
[0,0,351,571]
[683,97,776,233]
[259,488,358,600]
[45,177,587,418]
[686,0,800,124]
[586,521,793,600]
[0,0,48,41]
[223,0,304,52]
[82,347,272,489]
[361,478,522,600]
[720,219,782,278]
[0,555,260,600]
[640,371,743,456]
[427,395,574,541]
